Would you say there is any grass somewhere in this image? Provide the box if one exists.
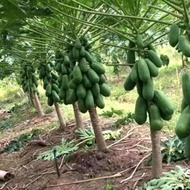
[0,45,187,141]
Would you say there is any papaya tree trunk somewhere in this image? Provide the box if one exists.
[54,102,66,129]
[27,92,34,106]
[150,128,162,178]
[88,107,108,152]
[33,92,44,117]
[72,102,84,129]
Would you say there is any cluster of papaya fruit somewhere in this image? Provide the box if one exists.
[176,72,190,139]
[175,72,190,158]
[134,90,174,130]
[124,35,174,130]
[61,37,111,113]
[38,62,60,106]
[54,52,74,105]
[20,64,38,96]
[169,23,190,57]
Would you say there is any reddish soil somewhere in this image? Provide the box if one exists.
[0,114,182,190]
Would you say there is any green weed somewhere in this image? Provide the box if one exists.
[161,136,185,164]
[3,129,41,153]
[112,112,134,128]
[37,138,78,160]
[75,127,121,145]
[136,166,190,190]
[0,118,17,131]
[105,183,114,190]
[101,107,124,118]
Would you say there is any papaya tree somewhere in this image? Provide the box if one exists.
[33,0,115,151]
[19,62,44,117]
[67,0,176,177]
[164,0,190,159]
[54,51,85,129]
[38,59,66,129]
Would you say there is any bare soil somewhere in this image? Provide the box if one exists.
[0,112,183,190]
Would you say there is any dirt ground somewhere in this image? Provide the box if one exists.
[0,111,182,190]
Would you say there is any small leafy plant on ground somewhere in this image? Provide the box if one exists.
[105,183,114,190]
[112,112,135,128]
[75,127,121,145]
[37,128,121,160]
[0,118,17,131]
[147,136,186,165]
[100,107,124,118]
[136,166,190,190]
[3,129,41,153]
[161,136,185,164]
[37,139,78,160]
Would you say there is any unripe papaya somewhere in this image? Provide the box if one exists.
[145,58,159,77]
[80,46,86,57]
[134,96,147,125]
[147,50,163,67]
[160,111,173,121]
[124,73,136,91]
[142,78,154,100]
[85,51,93,64]
[169,23,180,47]
[78,98,88,113]
[100,83,111,97]
[73,65,83,83]
[59,88,66,100]
[52,83,60,94]
[99,74,107,84]
[87,68,100,84]
[75,38,82,49]
[73,47,80,60]
[63,55,70,65]
[91,83,100,98]
[47,96,54,106]
[61,63,68,74]
[181,98,188,112]
[55,62,62,72]
[136,81,143,97]
[85,90,95,109]
[79,57,89,73]
[136,34,144,49]
[95,94,105,109]
[77,83,86,99]
[46,83,52,97]
[61,75,69,90]
[69,79,77,89]
[149,104,163,131]
[181,72,190,105]
[137,58,150,82]
[127,40,136,65]
[175,106,190,139]
[153,90,174,116]
[83,74,92,88]
[90,62,105,74]
[52,90,60,102]
[178,35,190,57]
[147,43,157,52]
[130,63,139,82]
